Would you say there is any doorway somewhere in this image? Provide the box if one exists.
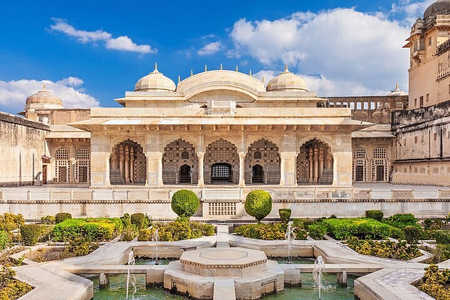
[179,165,191,183]
[252,165,264,183]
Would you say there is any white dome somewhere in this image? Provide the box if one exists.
[266,66,308,92]
[134,64,176,92]
[387,84,408,96]
[25,88,63,110]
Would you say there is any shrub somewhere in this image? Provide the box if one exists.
[321,218,391,240]
[389,227,404,240]
[40,216,55,225]
[55,213,72,224]
[279,209,291,224]
[0,265,33,299]
[308,224,327,240]
[0,231,9,250]
[131,213,149,230]
[347,236,421,260]
[296,218,315,229]
[434,231,450,244]
[171,190,200,219]
[384,213,418,229]
[403,226,421,244]
[121,226,138,241]
[329,214,337,219]
[51,218,122,242]
[0,213,24,232]
[137,222,214,242]
[245,190,272,222]
[418,264,450,300]
[234,223,307,241]
[67,237,98,256]
[20,224,43,246]
[365,210,383,221]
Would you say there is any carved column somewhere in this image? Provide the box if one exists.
[124,145,130,183]
[309,148,313,183]
[119,144,124,181]
[130,147,135,183]
[197,152,205,187]
[319,145,324,181]
[314,146,319,183]
[157,152,163,186]
[239,152,245,187]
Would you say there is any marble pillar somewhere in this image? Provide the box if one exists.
[197,152,205,187]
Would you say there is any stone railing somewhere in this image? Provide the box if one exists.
[1,187,449,203]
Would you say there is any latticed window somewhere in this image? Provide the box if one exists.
[254,151,262,159]
[352,147,367,182]
[354,147,366,159]
[373,147,387,159]
[55,148,70,183]
[162,139,198,184]
[209,202,237,216]
[181,151,189,159]
[75,148,90,183]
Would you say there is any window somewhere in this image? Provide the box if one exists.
[426,94,429,102]
[181,151,189,160]
[254,151,262,160]
[420,96,424,108]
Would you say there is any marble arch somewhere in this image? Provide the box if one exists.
[162,139,198,184]
[245,139,281,184]
[297,138,333,185]
[109,139,146,185]
[204,138,239,184]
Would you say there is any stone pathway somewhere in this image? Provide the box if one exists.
[216,225,230,248]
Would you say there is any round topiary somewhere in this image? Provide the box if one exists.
[55,212,72,224]
[171,190,200,219]
[245,190,272,222]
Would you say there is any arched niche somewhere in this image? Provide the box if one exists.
[204,138,239,184]
[297,139,333,185]
[110,139,146,185]
[244,138,281,184]
[162,139,198,184]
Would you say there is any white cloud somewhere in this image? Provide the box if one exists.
[0,77,99,113]
[391,0,434,25]
[230,8,410,96]
[197,42,222,56]
[50,19,156,54]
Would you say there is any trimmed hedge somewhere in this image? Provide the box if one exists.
[20,225,43,246]
[279,209,291,224]
[365,210,383,221]
[138,222,215,241]
[171,190,200,219]
[308,224,327,240]
[321,218,392,240]
[0,213,24,232]
[55,213,72,224]
[131,213,149,230]
[384,213,418,229]
[234,222,307,241]
[51,218,122,242]
[245,190,272,222]
[403,226,421,244]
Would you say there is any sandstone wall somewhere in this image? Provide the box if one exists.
[0,112,49,186]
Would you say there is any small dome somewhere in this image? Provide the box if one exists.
[266,66,308,92]
[25,87,63,110]
[387,84,408,96]
[424,0,450,21]
[134,64,176,92]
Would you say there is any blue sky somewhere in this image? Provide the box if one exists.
[0,0,434,113]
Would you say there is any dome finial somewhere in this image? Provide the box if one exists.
[262,77,265,84]
[151,62,160,74]
[396,82,399,89]
[191,69,193,76]
[178,75,181,84]
[155,62,158,71]
[43,82,46,90]
[283,63,290,74]
[220,63,223,70]
[249,69,252,76]
[205,64,207,72]
[236,65,239,72]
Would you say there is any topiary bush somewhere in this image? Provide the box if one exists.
[245,190,272,222]
[171,190,200,220]
[403,225,422,244]
[137,222,214,241]
[321,218,392,240]
[131,213,149,230]
[365,210,384,221]
[234,223,307,241]
[20,224,43,246]
[279,209,291,224]
[55,213,72,224]
[40,215,56,225]
[52,218,122,242]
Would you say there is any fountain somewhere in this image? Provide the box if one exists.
[152,228,159,265]
[285,221,296,264]
[313,256,325,300]
[126,249,137,299]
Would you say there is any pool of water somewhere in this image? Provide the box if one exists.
[271,257,315,264]
[266,273,356,300]
[92,274,187,300]
[135,258,174,266]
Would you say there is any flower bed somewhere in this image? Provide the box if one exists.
[0,265,33,300]
[417,264,450,300]
[51,218,122,242]
[347,237,421,260]
[234,222,307,240]
[138,221,215,241]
